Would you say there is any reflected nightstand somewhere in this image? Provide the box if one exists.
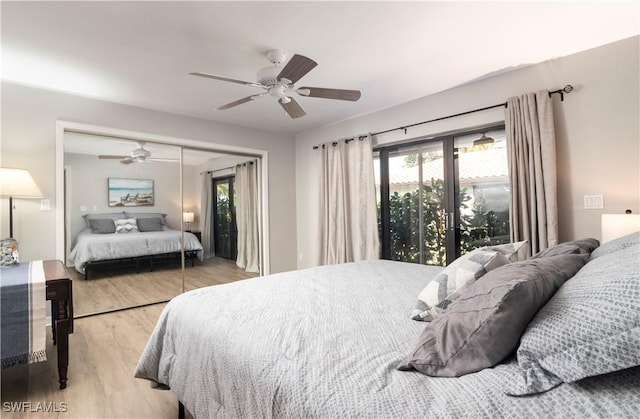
[189,230,201,243]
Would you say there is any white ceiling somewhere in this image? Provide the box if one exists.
[64,132,223,167]
[2,1,638,136]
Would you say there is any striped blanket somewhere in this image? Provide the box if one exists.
[1,261,47,368]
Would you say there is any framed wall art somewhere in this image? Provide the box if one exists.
[108,178,154,207]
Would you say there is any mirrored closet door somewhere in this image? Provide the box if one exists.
[64,133,184,316]
[60,129,264,318]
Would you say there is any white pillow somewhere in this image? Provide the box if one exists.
[114,218,139,234]
[488,240,530,262]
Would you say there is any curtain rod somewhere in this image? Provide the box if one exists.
[200,161,254,175]
[312,85,573,149]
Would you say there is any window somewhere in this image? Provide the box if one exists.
[212,176,237,260]
[374,125,509,266]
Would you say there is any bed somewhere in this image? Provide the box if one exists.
[70,212,204,279]
[135,232,640,418]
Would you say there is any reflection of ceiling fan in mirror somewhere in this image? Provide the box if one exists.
[97,142,178,165]
[190,49,361,119]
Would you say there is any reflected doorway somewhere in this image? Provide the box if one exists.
[213,176,237,260]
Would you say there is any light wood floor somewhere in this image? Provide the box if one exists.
[1,304,184,418]
[73,257,258,316]
[1,259,258,418]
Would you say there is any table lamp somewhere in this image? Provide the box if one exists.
[183,211,195,232]
[601,210,640,243]
[0,167,43,238]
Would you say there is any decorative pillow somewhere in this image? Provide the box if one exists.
[411,248,510,322]
[82,212,125,227]
[88,218,116,234]
[124,212,167,225]
[399,254,588,377]
[590,231,639,260]
[136,217,164,232]
[487,240,530,262]
[504,244,640,396]
[113,218,139,234]
[531,238,599,259]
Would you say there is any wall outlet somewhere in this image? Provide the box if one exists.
[584,194,604,209]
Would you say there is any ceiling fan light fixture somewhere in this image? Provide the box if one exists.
[131,147,151,159]
[191,50,360,119]
[269,85,286,99]
[257,65,281,86]
[473,133,495,146]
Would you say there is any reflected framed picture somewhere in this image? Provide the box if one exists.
[108,178,154,207]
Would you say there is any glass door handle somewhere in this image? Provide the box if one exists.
[444,212,455,231]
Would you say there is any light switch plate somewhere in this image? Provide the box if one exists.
[584,194,604,209]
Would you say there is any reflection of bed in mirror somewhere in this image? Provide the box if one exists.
[70,212,203,280]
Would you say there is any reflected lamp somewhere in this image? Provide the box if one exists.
[183,211,195,232]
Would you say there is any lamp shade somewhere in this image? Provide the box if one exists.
[0,168,43,198]
[602,213,640,243]
[183,211,195,223]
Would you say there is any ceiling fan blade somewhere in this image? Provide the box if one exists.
[120,158,135,165]
[277,54,317,84]
[279,97,306,119]
[98,155,128,160]
[148,158,179,163]
[298,87,361,101]
[218,95,262,110]
[190,72,266,89]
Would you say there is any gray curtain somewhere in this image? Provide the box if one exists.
[505,90,559,256]
[317,134,380,265]
[235,160,260,273]
[200,173,213,259]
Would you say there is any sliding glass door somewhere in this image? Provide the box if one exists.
[375,125,509,266]
[213,176,237,260]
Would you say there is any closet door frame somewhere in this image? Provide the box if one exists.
[55,120,271,279]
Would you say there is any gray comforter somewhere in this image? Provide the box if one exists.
[135,259,640,418]
[70,227,203,273]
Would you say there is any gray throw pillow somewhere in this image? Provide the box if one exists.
[137,217,164,232]
[398,254,588,378]
[88,218,116,234]
[504,244,640,396]
[531,238,599,259]
[82,212,125,227]
[124,212,167,225]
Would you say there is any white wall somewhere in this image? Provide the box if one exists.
[1,82,297,273]
[295,36,640,269]
[65,153,184,238]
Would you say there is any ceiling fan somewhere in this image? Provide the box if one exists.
[97,142,178,165]
[190,49,361,119]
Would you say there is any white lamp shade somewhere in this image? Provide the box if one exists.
[183,211,195,223]
[602,214,640,243]
[0,168,43,198]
